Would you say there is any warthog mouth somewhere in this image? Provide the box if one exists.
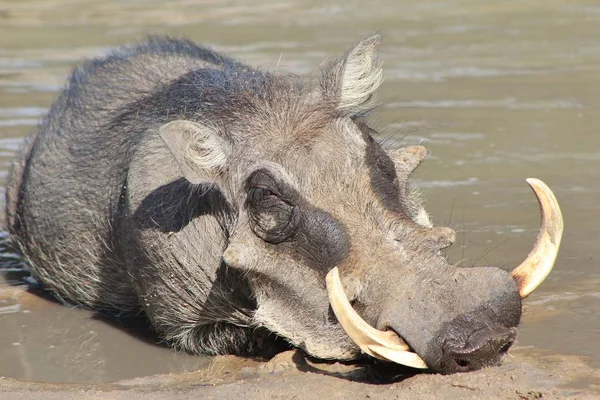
[326,178,564,370]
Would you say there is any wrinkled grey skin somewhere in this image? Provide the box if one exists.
[6,35,522,374]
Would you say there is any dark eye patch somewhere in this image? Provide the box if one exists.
[364,138,403,213]
[375,154,397,182]
[292,208,349,272]
[244,168,349,273]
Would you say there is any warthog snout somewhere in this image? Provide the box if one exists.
[437,312,518,373]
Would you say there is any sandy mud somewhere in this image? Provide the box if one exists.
[1,347,599,399]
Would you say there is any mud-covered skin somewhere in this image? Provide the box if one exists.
[6,35,521,373]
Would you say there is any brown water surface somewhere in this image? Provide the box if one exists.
[0,0,599,383]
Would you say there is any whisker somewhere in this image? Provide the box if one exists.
[472,237,510,265]
[461,208,466,262]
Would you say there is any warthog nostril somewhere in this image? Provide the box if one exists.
[455,358,470,368]
[441,327,516,373]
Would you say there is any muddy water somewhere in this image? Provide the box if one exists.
[1,0,599,384]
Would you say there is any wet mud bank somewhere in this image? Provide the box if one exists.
[1,349,599,399]
[2,283,599,399]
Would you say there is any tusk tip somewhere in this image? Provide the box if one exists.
[369,345,428,369]
[510,178,564,298]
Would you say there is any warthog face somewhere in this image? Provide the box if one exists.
[162,35,563,374]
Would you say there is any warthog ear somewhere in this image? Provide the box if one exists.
[319,34,383,114]
[159,120,231,184]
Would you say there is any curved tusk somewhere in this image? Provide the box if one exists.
[368,345,428,369]
[510,178,564,298]
[326,267,427,369]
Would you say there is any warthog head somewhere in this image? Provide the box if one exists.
[161,34,563,374]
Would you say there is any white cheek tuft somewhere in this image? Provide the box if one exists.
[414,205,433,228]
[406,187,433,228]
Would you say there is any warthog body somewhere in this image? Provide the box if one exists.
[7,35,558,374]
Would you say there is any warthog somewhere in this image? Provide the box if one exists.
[5,34,563,374]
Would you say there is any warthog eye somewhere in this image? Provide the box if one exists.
[246,170,300,244]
